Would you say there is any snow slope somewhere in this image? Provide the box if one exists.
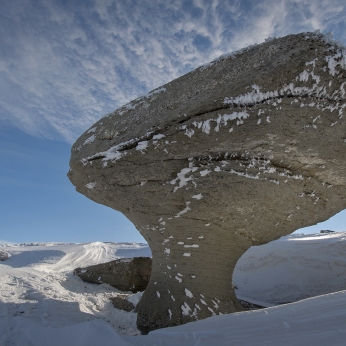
[234,232,346,306]
[0,242,151,338]
[1,233,346,345]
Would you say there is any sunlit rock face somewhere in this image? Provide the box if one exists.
[74,257,152,293]
[68,32,346,333]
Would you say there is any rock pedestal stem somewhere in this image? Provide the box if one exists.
[135,218,249,333]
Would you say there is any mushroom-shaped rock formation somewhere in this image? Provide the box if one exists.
[68,32,346,333]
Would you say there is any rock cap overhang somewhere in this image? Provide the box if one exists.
[69,31,345,164]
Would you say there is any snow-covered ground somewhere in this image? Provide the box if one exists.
[1,233,346,345]
[234,232,346,307]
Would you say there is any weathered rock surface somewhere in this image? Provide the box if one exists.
[110,296,135,312]
[68,32,346,333]
[0,250,11,261]
[74,257,151,293]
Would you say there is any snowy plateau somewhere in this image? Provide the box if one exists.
[1,233,346,345]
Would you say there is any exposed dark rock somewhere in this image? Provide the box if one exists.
[238,300,265,311]
[68,32,346,333]
[74,257,151,293]
[110,296,135,312]
[0,250,11,261]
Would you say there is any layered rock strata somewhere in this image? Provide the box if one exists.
[68,32,346,333]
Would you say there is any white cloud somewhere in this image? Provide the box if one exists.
[0,0,345,143]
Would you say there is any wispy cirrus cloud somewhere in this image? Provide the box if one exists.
[0,0,345,142]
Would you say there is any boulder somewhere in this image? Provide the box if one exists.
[74,257,151,292]
[110,296,135,312]
[68,32,346,333]
[0,250,11,261]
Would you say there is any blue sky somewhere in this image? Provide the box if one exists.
[1,0,346,243]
